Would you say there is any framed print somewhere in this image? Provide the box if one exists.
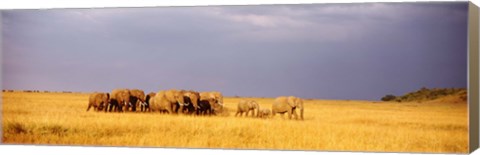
[1,1,479,154]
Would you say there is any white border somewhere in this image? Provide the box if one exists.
[0,0,471,10]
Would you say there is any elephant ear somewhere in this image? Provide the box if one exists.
[252,101,259,108]
[248,101,255,108]
[287,96,297,108]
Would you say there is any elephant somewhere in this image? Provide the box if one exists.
[272,96,304,120]
[235,100,259,117]
[149,91,168,113]
[149,89,186,114]
[142,92,156,112]
[87,92,110,112]
[109,89,131,112]
[257,108,271,119]
[197,97,213,115]
[181,90,200,114]
[199,91,224,115]
[128,89,145,112]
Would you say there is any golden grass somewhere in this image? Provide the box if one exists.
[1,92,468,153]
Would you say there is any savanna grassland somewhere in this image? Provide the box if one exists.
[1,91,468,153]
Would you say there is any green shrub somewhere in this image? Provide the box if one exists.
[381,94,397,101]
[381,87,466,102]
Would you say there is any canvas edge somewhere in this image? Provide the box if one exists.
[469,1,480,154]
[0,1,475,154]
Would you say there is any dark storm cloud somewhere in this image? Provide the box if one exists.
[1,2,468,100]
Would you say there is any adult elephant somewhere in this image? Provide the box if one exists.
[109,89,131,112]
[87,92,110,112]
[149,91,168,113]
[149,89,185,114]
[272,96,304,120]
[129,89,145,112]
[235,100,259,117]
[182,90,200,114]
[142,92,156,112]
[199,91,224,115]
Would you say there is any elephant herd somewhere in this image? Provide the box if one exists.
[87,89,224,115]
[235,96,304,120]
[87,89,304,120]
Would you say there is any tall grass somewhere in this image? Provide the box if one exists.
[1,92,468,153]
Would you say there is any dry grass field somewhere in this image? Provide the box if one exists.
[1,91,468,153]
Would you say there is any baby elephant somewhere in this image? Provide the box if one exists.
[257,108,271,119]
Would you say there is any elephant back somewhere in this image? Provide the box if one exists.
[111,89,131,102]
[89,92,99,102]
[130,89,146,101]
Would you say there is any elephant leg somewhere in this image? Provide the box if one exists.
[132,101,137,112]
[292,110,298,120]
[193,104,198,115]
[111,104,115,112]
[119,104,124,112]
[178,105,184,114]
[167,107,173,114]
[288,109,293,119]
[126,102,132,112]
[87,104,92,111]
[171,103,177,113]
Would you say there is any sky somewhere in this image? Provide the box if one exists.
[1,2,468,100]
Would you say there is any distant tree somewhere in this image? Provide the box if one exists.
[381,94,397,101]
